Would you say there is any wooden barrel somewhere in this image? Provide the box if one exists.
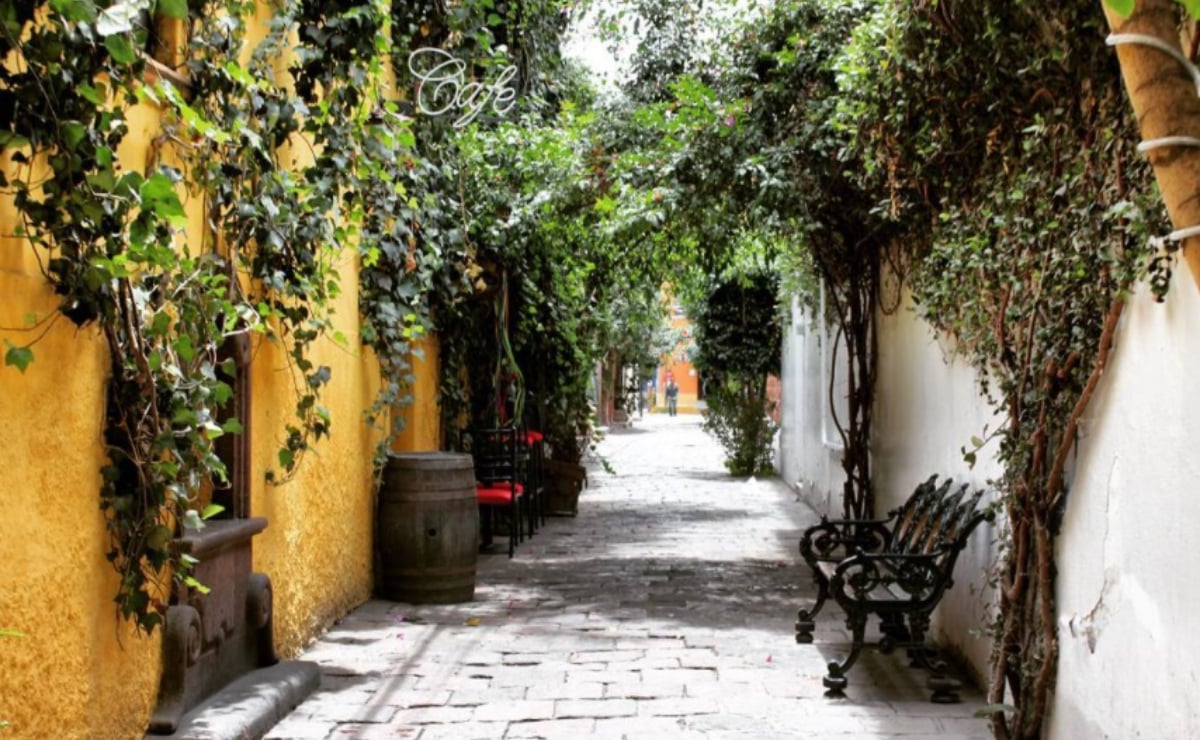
[378,452,478,603]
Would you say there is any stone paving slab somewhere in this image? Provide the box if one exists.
[268,415,991,739]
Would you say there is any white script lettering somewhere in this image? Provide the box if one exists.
[408,48,519,128]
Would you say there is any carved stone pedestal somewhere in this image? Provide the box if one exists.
[148,518,275,735]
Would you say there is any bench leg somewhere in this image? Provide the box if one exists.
[927,673,962,704]
[795,576,830,643]
[906,614,961,703]
[822,613,867,695]
[878,614,910,653]
[906,613,931,668]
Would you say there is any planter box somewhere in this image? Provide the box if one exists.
[544,459,586,517]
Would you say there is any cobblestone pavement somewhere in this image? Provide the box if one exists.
[268,414,991,739]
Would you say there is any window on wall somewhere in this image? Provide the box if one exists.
[211,333,252,519]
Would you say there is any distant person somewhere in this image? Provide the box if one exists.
[666,379,679,417]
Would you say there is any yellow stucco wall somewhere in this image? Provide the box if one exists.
[248,248,382,656]
[0,102,167,738]
[392,335,442,453]
[0,6,439,737]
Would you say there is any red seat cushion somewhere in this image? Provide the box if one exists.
[477,480,523,495]
[476,486,513,505]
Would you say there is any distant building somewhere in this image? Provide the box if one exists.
[656,300,702,413]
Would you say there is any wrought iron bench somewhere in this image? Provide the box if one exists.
[794,476,993,702]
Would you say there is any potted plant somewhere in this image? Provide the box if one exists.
[540,395,591,516]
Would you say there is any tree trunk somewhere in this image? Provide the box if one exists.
[1105,0,1200,286]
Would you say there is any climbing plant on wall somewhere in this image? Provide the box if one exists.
[733,0,902,517]
[1,0,260,632]
[838,2,1168,737]
[0,0,570,633]
[289,0,458,464]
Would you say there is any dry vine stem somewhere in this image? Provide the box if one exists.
[989,295,1126,739]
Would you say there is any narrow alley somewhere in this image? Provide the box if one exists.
[266,416,991,739]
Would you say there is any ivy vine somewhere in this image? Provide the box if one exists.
[841,2,1169,736]
[1,0,485,632]
[1,0,256,631]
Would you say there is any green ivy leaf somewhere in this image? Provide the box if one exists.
[183,575,211,594]
[0,131,29,150]
[1103,0,1135,16]
[103,35,137,64]
[156,0,187,19]
[140,172,187,226]
[146,525,173,552]
[1183,0,1200,19]
[200,503,225,519]
[77,83,105,106]
[309,365,332,387]
[150,311,171,336]
[174,334,195,363]
[4,342,33,373]
[62,121,87,149]
[50,0,97,23]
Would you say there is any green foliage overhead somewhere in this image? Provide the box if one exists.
[436,101,670,462]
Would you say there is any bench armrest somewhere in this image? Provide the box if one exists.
[799,518,894,566]
[829,551,949,605]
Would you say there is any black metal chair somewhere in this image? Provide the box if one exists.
[522,428,546,529]
[469,426,527,558]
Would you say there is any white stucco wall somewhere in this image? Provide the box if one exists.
[783,267,1200,734]
[1048,271,1200,739]
[779,297,847,514]
[779,288,1001,679]
[873,289,1004,681]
